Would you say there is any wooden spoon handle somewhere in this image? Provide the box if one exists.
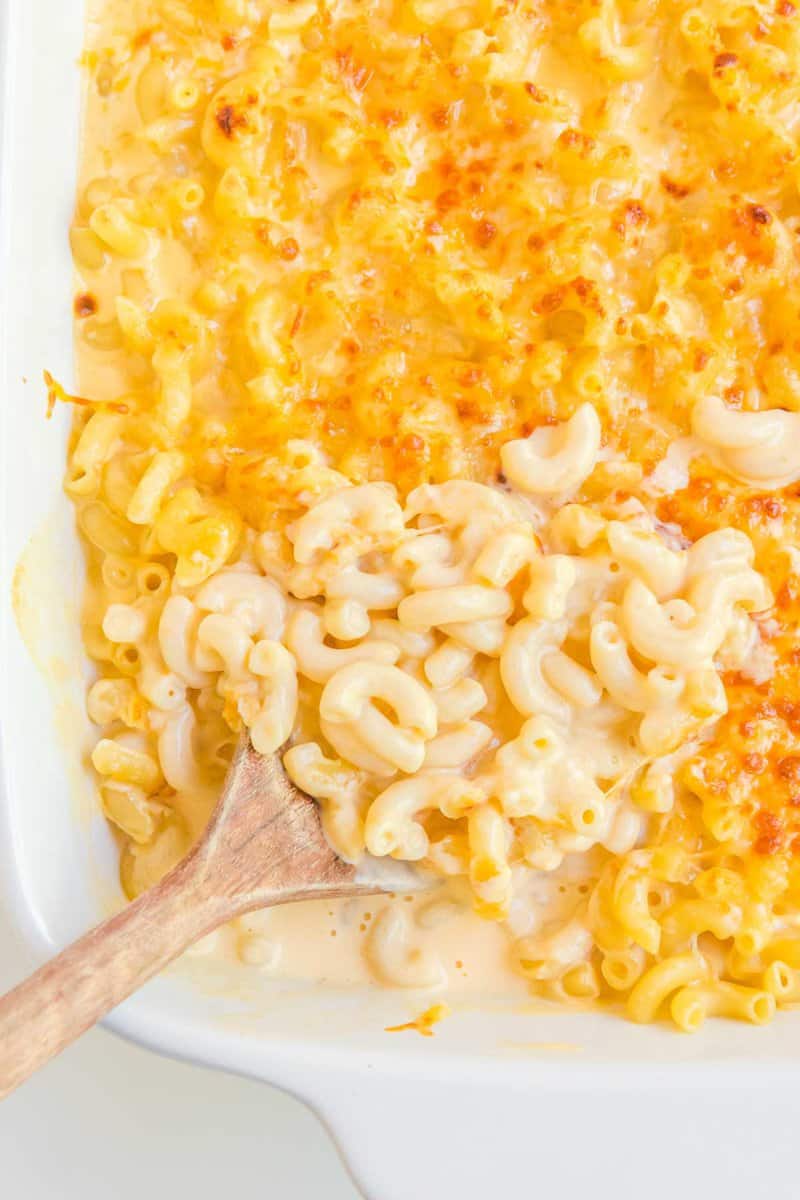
[0,857,227,1101]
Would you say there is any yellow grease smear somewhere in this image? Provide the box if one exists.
[386,1002,452,1038]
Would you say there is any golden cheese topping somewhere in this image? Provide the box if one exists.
[73,1,800,507]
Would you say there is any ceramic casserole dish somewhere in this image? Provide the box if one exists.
[2,3,800,1197]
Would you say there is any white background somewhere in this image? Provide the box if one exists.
[0,895,360,1199]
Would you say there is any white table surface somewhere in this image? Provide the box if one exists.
[0,896,360,1199]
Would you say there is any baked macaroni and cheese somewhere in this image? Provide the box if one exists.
[65,0,800,1029]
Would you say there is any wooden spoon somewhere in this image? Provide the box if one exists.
[0,738,422,1100]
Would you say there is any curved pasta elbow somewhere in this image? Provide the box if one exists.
[692,396,800,488]
[621,580,722,668]
[285,608,399,684]
[398,584,512,632]
[366,906,447,990]
[195,569,287,641]
[318,659,438,775]
[365,774,483,860]
[288,483,404,564]
[500,403,602,495]
[248,641,298,756]
[500,617,571,720]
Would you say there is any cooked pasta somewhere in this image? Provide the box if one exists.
[65,0,800,1029]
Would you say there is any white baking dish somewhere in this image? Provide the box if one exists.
[3,3,800,1196]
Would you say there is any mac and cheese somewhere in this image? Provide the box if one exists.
[66,0,800,1030]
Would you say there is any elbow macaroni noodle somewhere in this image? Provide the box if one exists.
[65,0,800,1029]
